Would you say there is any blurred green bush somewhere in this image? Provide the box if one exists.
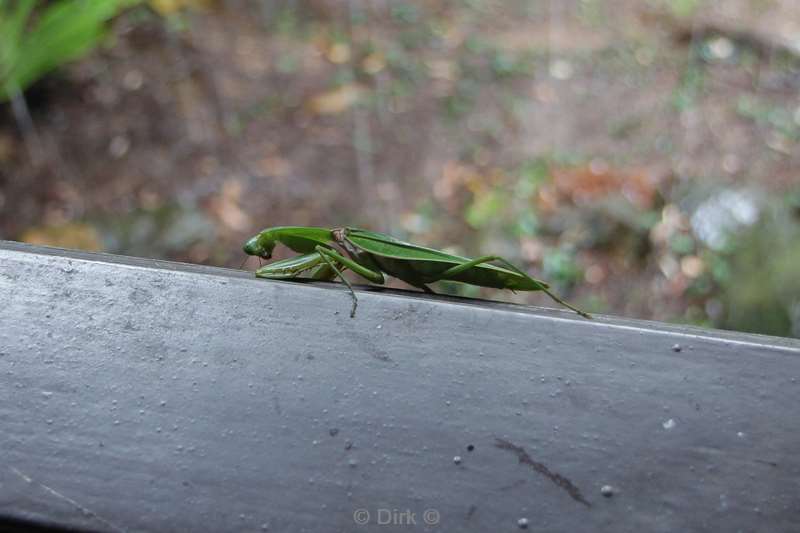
[0,0,140,102]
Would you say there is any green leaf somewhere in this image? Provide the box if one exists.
[465,189,506,229]
[1,0,142,101]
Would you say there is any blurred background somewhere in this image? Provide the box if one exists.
[1,0,799,337]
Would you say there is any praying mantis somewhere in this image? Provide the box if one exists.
[243,226,591,319]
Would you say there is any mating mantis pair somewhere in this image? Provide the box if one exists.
[243,226,591,319]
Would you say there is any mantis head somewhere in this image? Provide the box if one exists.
[243,234,276,259]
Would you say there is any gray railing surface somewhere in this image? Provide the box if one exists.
[2,241,799,533]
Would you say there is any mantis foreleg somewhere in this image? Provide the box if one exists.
[255,247,384,318]
[255,252,329,279]
[314,245,385,318]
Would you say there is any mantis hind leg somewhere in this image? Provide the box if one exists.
[438,255,592,319]
[490,257,591,319]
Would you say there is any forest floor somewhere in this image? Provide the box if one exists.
[2,0,799,335]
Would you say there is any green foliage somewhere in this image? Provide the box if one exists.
[514,159,548,200]
[0,0,140,102]
[465,189,505,229]
[715,210,800,337]
[672,53,704,110]
[697,199,800,338]
[608,116,643,140]
[490,49,534,79]
[442,78,479,120]
[103,202,216,257]
[390,4,419,25]
[464,159,550,232]
[542,247,583,290]
[577,0,606,26]
[737,96,800,141]
[669,233,695,255]
[666,0,702,18]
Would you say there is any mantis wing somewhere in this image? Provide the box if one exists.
[343,228,549,291]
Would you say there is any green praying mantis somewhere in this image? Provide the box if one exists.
[242,226,591,319]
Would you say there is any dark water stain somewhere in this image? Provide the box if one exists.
[465,504,477,521]
[495,438,591,508]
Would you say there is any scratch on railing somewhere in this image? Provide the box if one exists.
[9,466,127,533]
[495,438,591,507]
